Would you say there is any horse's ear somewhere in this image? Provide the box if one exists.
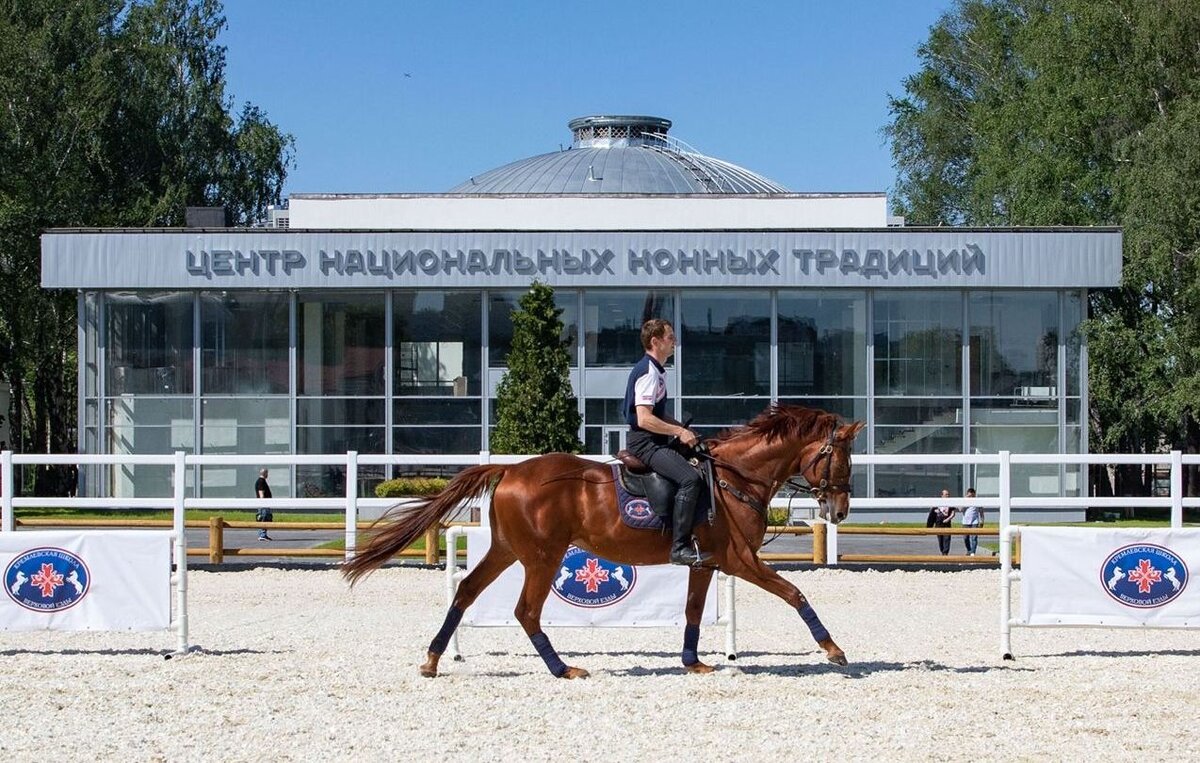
[841,421,866,441]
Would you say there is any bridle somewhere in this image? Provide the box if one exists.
[794,427,853,502]
[698,426,852,517]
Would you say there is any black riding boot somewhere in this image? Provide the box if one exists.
[669,479,712,567]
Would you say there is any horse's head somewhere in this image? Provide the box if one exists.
[797,420,865,525]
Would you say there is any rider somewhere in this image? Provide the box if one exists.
[623,318,711,567]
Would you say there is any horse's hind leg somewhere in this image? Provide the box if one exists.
[682,567,716,673]
[420,543,516,678]
[514,560,589,679]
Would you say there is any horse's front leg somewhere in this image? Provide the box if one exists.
[682,566,716,673]
[732,559,846,666]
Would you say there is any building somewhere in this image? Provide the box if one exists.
[41,115,1122,509]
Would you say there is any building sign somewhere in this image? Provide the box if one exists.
[43,229,1122,289]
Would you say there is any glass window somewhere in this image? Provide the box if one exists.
[106,398,194,497]
[106,291,193,394]
[874,291,962,396]
[970,424,1062,497]
[678,398,775,433]
[298,398,386,426]
[680,291,770,396]
[584,290,674,366]
[394,291,481,396]
[489,289,577,367]
[395,399,481,425]
[969,291,1058,397]
[1065,290,1083,397]
[778,398,869,433]
[200,292,289,394]
[201,398,290,453]
[299,292,384,395]
[84,292,99,397]
[873,425,964,501]
[778,291,866,396]
[394,426,481,454]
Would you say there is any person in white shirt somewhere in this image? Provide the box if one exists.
[961,487,983,556]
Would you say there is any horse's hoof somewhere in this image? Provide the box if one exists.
[419,651,440,677]
[561,666,590,679]
[684,662,715,674]
[826,652,848,667]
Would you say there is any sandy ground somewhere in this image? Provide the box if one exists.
[2,567,1197,761]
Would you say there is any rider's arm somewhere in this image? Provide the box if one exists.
[636,406,698,446]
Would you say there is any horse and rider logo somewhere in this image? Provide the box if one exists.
[551,546,637,608]
[1100,544,1188,608]
[4,547,91,613]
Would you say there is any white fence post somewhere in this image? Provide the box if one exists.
[173,450,189,655]
[999,450,1013,660]
[1171,450,1183,529]
[1,449,12,532]
[345,451,358,561]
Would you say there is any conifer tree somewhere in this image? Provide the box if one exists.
[491,282,583,454]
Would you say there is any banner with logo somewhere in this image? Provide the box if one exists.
[1021,527,1200,627]
[462,528,718,627]
[1,531,172,631]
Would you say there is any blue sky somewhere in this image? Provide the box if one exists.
[221,1,953,198]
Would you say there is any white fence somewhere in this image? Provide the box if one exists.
[4,449,1200,657]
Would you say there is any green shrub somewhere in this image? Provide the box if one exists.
[375,477,449,498]
[766,506,791,526]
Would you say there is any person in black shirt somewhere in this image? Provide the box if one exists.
[255,468,273,541]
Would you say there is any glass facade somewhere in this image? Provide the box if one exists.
[82,288,1087,500]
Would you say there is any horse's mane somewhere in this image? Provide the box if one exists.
[709,404,837,445]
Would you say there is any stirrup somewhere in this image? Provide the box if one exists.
[670,539,714,568]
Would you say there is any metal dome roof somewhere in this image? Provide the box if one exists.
[447,115,788,195]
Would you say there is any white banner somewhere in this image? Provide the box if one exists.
[1021,527,1200,627]
[1,531,172,631]
[463,528,718,627]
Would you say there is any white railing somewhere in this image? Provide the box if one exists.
[5,450,1199,541]
[5,449,1198,657]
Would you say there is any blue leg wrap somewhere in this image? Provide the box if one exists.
[682,623,701,666]
[798,602,831,643]
[428,606,463,655]
[530,632,568,677]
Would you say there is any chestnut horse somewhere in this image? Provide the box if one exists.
[343,404,864,678]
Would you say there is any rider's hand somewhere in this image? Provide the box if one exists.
[678,428,699,448]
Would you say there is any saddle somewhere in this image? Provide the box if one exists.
[612,449,713,531]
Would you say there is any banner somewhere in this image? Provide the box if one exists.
[1021,527,1200,627]
[1,531,172,631]
[462,528,718,627]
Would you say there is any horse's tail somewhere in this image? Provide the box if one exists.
[342,464,506,586]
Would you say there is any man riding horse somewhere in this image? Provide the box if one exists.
[622,318,710,567]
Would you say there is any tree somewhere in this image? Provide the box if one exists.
[0,1,293,493]
[491,282,583,455]
[886,0,1200,495]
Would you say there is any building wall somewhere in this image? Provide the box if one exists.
[80,286,1087,502]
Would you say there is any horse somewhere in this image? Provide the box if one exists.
[343,404,864,678]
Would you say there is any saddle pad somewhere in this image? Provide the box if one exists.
[612,464,668,531]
